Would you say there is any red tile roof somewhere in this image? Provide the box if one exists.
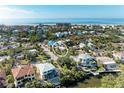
[12,65,35,79]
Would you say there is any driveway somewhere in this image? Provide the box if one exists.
[41,44,58,61]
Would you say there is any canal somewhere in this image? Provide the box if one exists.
[72,77,101,88]
[71,72,118,88]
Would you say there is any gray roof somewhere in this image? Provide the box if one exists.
[36,63,56,73]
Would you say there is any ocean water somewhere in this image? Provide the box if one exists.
[1,18,124,25]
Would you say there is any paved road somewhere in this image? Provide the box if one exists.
[41,44,63,69]
[41,44,58,61]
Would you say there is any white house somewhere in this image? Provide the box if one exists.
[97,57,120,72]
[29,49,39,56]
[0,56,10,62]
[79,54,97,68]
[72,53,97,68]
[36,63,60,87]
[79,43,86,49]
[112,51,124,63]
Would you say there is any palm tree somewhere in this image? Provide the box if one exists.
[31,80,42,88]
[25,82,31,88]
[6,75,14,84]
[44,81,54,88]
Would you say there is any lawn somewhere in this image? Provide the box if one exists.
[20,60,30,65]
[36,55,49,61]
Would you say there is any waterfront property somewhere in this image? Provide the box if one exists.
[97,57,120,72]
[0,23,124,88]
[79,54,97,68]
[11,65,35,87]
[72,53,98,70]
[36,63,60,87]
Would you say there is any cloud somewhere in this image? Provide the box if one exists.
[0,6,41,19]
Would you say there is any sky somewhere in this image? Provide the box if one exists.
[0,5,124,24]
[0,5,124,19]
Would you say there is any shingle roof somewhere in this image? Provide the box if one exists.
[12,65,34,79]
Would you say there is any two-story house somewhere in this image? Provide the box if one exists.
[36,63,60,87]
[11,65,35,87]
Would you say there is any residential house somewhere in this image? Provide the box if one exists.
[79,43,86,49]
[120,29,124,35]
[89,31,96,34]
[48,40,58,47]
[97,57,120,72]
[29,49,39,56]
[76,31,82,36]
[82,31,88,34]
[22,43,34,48]
[36,63,60,87]
[0,56,10,62]
[9,37,17,42]
[55,31,70,38]
[79,54,97,68]
[11,65,35,87]
[112,51,124,63]
[55,32,63,38]
[28,30,35,35]
[12,30,20,36]
[87,42,96,50]
[63,31,69,36]
[72,53,97,69]
[7,43,20,49]
[14,53,25,60]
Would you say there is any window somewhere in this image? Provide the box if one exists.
[32,74,34,76]
[18,81,20,84]
[17,78,20,80]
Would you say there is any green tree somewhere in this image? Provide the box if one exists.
[44,81,54,88]
[100,73,124,88]
[60,65,86,87]
[29,35,40,43]
[7,75,14,84]
[19,31,28,38]
[57,57,76,69]
[7,83,15,88]
[114,73,124,88]
[25,82,32,88]
[31,80,42,88]
[5,64,12,75]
